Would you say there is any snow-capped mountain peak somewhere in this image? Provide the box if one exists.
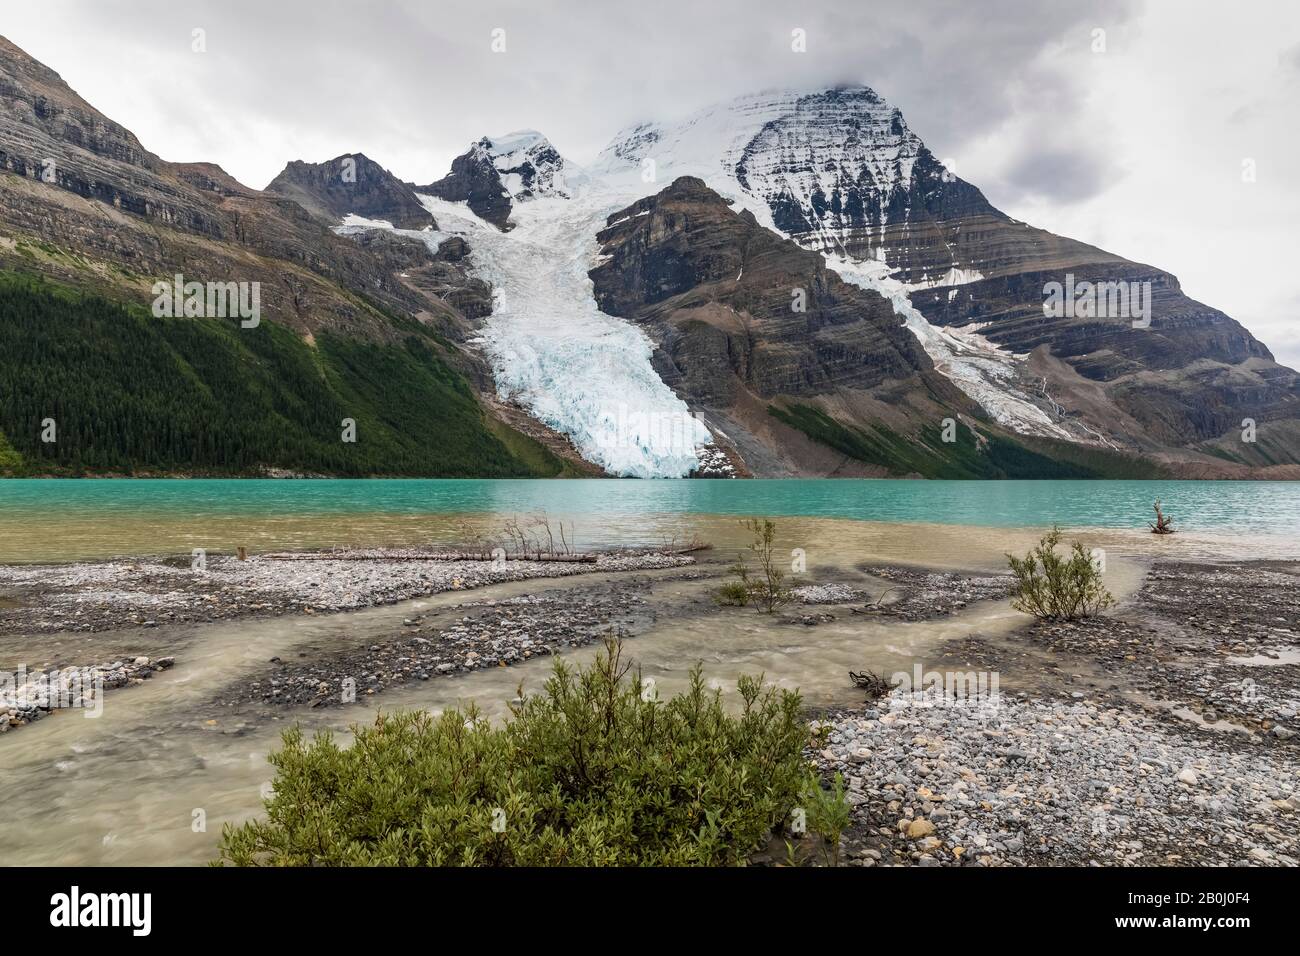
[594,85,926,222]
[419,129,585,230]
[371,83,1254,473]
[476,129,583,201]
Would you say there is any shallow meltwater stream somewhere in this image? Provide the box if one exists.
[0,518,1160,865]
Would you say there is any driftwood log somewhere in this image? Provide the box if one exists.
[670,543,713,555]
[849,669,894,700]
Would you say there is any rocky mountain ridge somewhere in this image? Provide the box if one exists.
[0,35,583,478]
[586,176,1155,478]
[0,36,442,343]
[266,153,434,230]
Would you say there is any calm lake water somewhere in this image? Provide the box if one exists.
[0,478,1297,562]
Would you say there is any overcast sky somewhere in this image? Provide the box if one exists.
[5,0,1298,366]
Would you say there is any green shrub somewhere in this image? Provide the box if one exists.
[742,518,794,613]
[713,578,752,607]
[1007,526,1114,621]
[216,638,809,866]
[714,518,793,612]
[801,771,852,866]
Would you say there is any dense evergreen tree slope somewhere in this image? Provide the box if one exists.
[0,273,563,476]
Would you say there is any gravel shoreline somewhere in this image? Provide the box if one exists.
[0,548,697,634]
[811,688,1298,867]
[854,565,1014,620]
[805,558,1299,867]
[1,656,174,733]
[0,547,698,734]
[4,546,1297,868]
[215,577,661,711]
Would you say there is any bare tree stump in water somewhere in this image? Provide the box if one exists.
[1149,500,1175,535]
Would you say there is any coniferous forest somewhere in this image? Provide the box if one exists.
[0,272,563,477]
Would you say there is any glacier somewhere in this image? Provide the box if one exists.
[337,132,716,477]
[416,195,710,477]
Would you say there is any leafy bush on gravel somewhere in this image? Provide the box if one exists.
[714,518,793,613]
[216,638,809,866]
[801,771,852,866]
[1007,526,1114,621]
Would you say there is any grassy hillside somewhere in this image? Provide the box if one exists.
[770,402,1166,479]
[0,271,566,477]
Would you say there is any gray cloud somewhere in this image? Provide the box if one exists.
[999,147,1117,205]
[5,0,1138,191]
[1282,40,1300,75]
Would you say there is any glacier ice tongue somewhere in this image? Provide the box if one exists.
[413,195,710,478]
[335,164,710,477]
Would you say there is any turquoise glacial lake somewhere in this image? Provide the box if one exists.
[0,479,1297,563]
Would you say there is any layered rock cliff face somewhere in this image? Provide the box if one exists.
[915,264,1298,450]
[589,177,1003,475]
[591,177,935,398]
[0,36,436,342]
[0,35,222,236]
[266,153,434,230]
